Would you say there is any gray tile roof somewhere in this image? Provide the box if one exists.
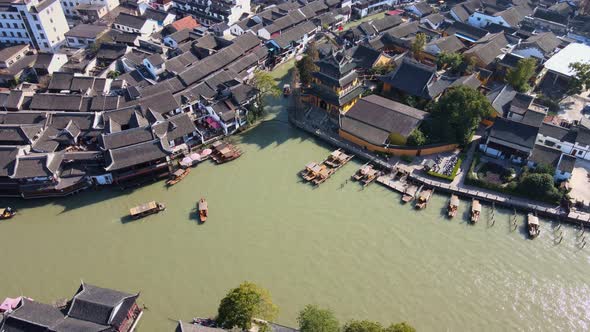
[29,94,83,111]
[114,13,148,29]
[488,117,538,149]
[48,72,75,91]
[100,126,154,150]
[0,145,19,177]
[11,153,62,179]
[105,138,169,171]
[341,94,427,145]
[65,23,109,39]
[539,122,576,143]
[152,113,197,140]
[2,298,65,330]
[68,283,136,326]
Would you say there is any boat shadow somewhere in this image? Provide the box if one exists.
[189,209,205,225]
[120,215,135,224]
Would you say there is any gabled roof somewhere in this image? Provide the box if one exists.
[445,21,488,42]
[0,146,20,177]
[29,94,83,111]
[2,298,65,330]
[65,23,109,39]
[342,94,428,145]
[11,152,62,179]
[105,138,169,171]
[488,117,538,149]
[169,15,199,32]
[143,7,169,22]
[48,72,75,91]
[532,7,568,25]
[380,57,437,99]
[463,32,509,66]
[410,1,434,16]
[100,126,154,150]
[114,13,148,29]
[68,283,138,326]
[273,21,317,49]
[539,122,576,143]
[517,31,560,56]
[152,113,197,140]
[424,35,465,55]
[492,6,525,27]
[451,0,482,22]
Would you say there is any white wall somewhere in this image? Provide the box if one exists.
[468,12,510,28]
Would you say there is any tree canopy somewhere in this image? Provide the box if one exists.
[506,57,537,92]
[516,172,560,202]
[436,52,463,72]
[250,70,280,119]
[410,33,427,59]
[297,305,340,332]
[343,320,384,332]
[428,86,493,144]
[296,56,317,87]
[568,61,590,96]
[406,128,427,146]
[216,282,278,330]
[384,322,417,332]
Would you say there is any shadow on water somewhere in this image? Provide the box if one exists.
[0,186,144,215]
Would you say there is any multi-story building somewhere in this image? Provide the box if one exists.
[173,0,250,26]
[0,0,69,52]
[307,50,364,116]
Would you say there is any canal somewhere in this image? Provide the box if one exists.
[0,64,589,331]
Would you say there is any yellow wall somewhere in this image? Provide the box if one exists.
[374,54,391,67]
[339,129,458,156]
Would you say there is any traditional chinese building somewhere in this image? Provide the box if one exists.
[308,50,364,116]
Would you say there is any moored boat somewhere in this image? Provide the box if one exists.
[166,168,191,186]
[198,198,208,222]
[527,213,540,239]
[301,162,321,181]
[311,165,334,185]
[325,149,353,168]
[415,188,433,210]
[211,142,241,164]
[448,194,459,218]
[129,201,165,220]
[401,184,418,203]
[352,163,371,181]
[470,199,481,223]
[0,207,16,220]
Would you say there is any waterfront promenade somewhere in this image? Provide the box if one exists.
[289,114,590,227]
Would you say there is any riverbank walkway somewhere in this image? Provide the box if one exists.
[290,115,590,226]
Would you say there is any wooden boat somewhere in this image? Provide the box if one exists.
[312,166,334,185]
[447,194,459,218]
[352,163,371,181]
[129,201,165,220]
[198,198,208,222]
[415,188,433,210]
[527,213,540,239]
[0,207,16,220]
[301,162,321,181]
[211,142,242,164]
[166,168,191,186]
[470,199,481,223]
[361,168,379,186]
[324,149,353,169]
[401,184,418,203]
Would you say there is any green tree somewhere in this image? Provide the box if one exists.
[216,282,278,330]
[517,172,560,202]
[384,322,416,332]
[343,319,384,332]
[506,57,537,92]
[463,55,476,74]
[107,70,120,79]
[436,52,463,71]
[410,33,427,60]
[296,56,317,87]
[406,128,427,146]
[297,305,339,332]
[251,70,281,119]
[568,61,590,95]
[429,86,493,144]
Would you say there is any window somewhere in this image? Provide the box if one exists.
[40,33,45,39]
[579,150,584,155]
[0,23,3,28]
[17,31,22,38]
[67,37,75,43]
[8,14,13,19]
[50,18,53,23]
[43,42,49,48]
[1,31,5,37]
[33,15,38,21]
[36,24,41,30]
[12,23,17,28]
[0,14,5,19]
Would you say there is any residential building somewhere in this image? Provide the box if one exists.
[32,52,67,75]
[0,44,36,85]
[480,117,539,163]
[525,7,568,35]
[538,43,590,97]
[512,31,561,61]
[528,143,575,180]
[462,32,511,68]
[64,23,109,48]
[0,0,69,52]
[467,6,525,29]
[307,50,364,116]
[420,13,446,30]
[405,2,434,18]
[173,0,251,26]
[113,12,158,37]
[352,0,396,18]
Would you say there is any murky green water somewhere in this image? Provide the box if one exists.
[1,65,589,331]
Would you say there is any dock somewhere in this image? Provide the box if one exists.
[300,149,353,186]
[289,117,590,227]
